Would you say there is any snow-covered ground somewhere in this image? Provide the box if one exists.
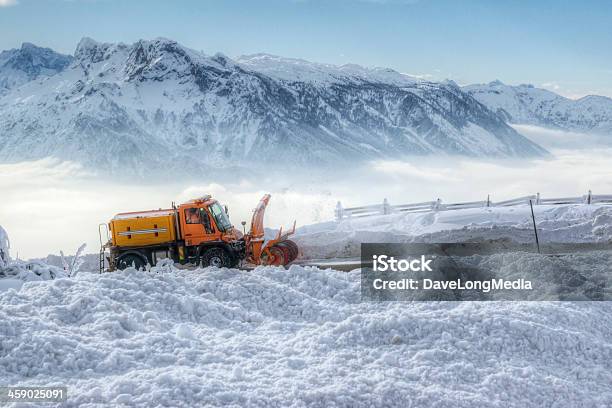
[294,204,612,259]
[0,224,9,268]
[1,263,611,407]
[2,206,612,406]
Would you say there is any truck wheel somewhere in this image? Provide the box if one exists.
[229,255,241,268]
[200,247,231,268]
[116,253,147,270]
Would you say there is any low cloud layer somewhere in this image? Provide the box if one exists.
[1,126,610,258]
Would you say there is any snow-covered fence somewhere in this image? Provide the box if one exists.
[335,191,612,221]
[394,199,440,213]
[443,199,489,211]
[493,195,537,207]
[334,203,387,219]
[590,194,612,204]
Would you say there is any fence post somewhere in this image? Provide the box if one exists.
[486,194,490,207]
[587,190,592,204]
[529,199,541,254]
[382,198,391,215]
[335,201,344,221]
[536,192,541,205]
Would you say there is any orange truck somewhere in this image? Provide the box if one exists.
[99,194,297,271]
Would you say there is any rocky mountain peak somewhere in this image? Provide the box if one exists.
[0,42,72,94]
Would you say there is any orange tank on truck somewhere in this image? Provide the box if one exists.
[99,194,298,271]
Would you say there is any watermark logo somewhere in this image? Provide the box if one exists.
[372,254,433,272]
[361,243,608,301]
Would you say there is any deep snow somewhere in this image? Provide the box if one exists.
[0,263,611,407]
[2,205,612,406]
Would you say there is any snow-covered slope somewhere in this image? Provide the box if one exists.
[1,264,611,406]
[294,204,612,259]
[0,43,72,95]
[0,38,546,175]
[464,81,612,134]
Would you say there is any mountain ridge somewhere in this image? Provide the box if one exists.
[464,80,612,135]
[0,38,548,176]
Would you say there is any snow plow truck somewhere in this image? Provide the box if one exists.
[99,194,298,272]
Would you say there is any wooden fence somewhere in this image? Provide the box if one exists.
[335,191,612,221]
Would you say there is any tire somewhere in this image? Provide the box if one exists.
[200,247,232,268]
[116,252,147,270]
[229,255,241,268]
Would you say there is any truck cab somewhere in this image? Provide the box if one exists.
[178,197,242,247]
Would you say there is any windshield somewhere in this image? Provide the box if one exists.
[209,202,232,232]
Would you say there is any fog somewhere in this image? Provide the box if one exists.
[1,126,611,259]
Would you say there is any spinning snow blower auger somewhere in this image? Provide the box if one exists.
[244,194,299,266]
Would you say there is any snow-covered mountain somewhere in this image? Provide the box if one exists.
[465,80,612,134]
[0,38,546,175]
[0,43,72,95]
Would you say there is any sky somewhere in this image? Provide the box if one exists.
[0,0,611,98]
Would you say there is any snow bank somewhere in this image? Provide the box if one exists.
[0,240,80,293]
[33,253,101,275]
[1,262,611,407]
[294,204,612,259]
[1,240,85,292]
[0,224,72,291]
[0,224,9,268]
[0,260,67,290]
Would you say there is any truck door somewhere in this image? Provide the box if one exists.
[182,207,215,245]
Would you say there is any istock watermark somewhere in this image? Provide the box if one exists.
[361,243,610,301]
[372,254,433,272]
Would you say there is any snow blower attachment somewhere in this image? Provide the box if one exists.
[100,194,298,272]
[245,194,298,266]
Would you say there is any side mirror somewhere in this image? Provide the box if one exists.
[224,205,229,215]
